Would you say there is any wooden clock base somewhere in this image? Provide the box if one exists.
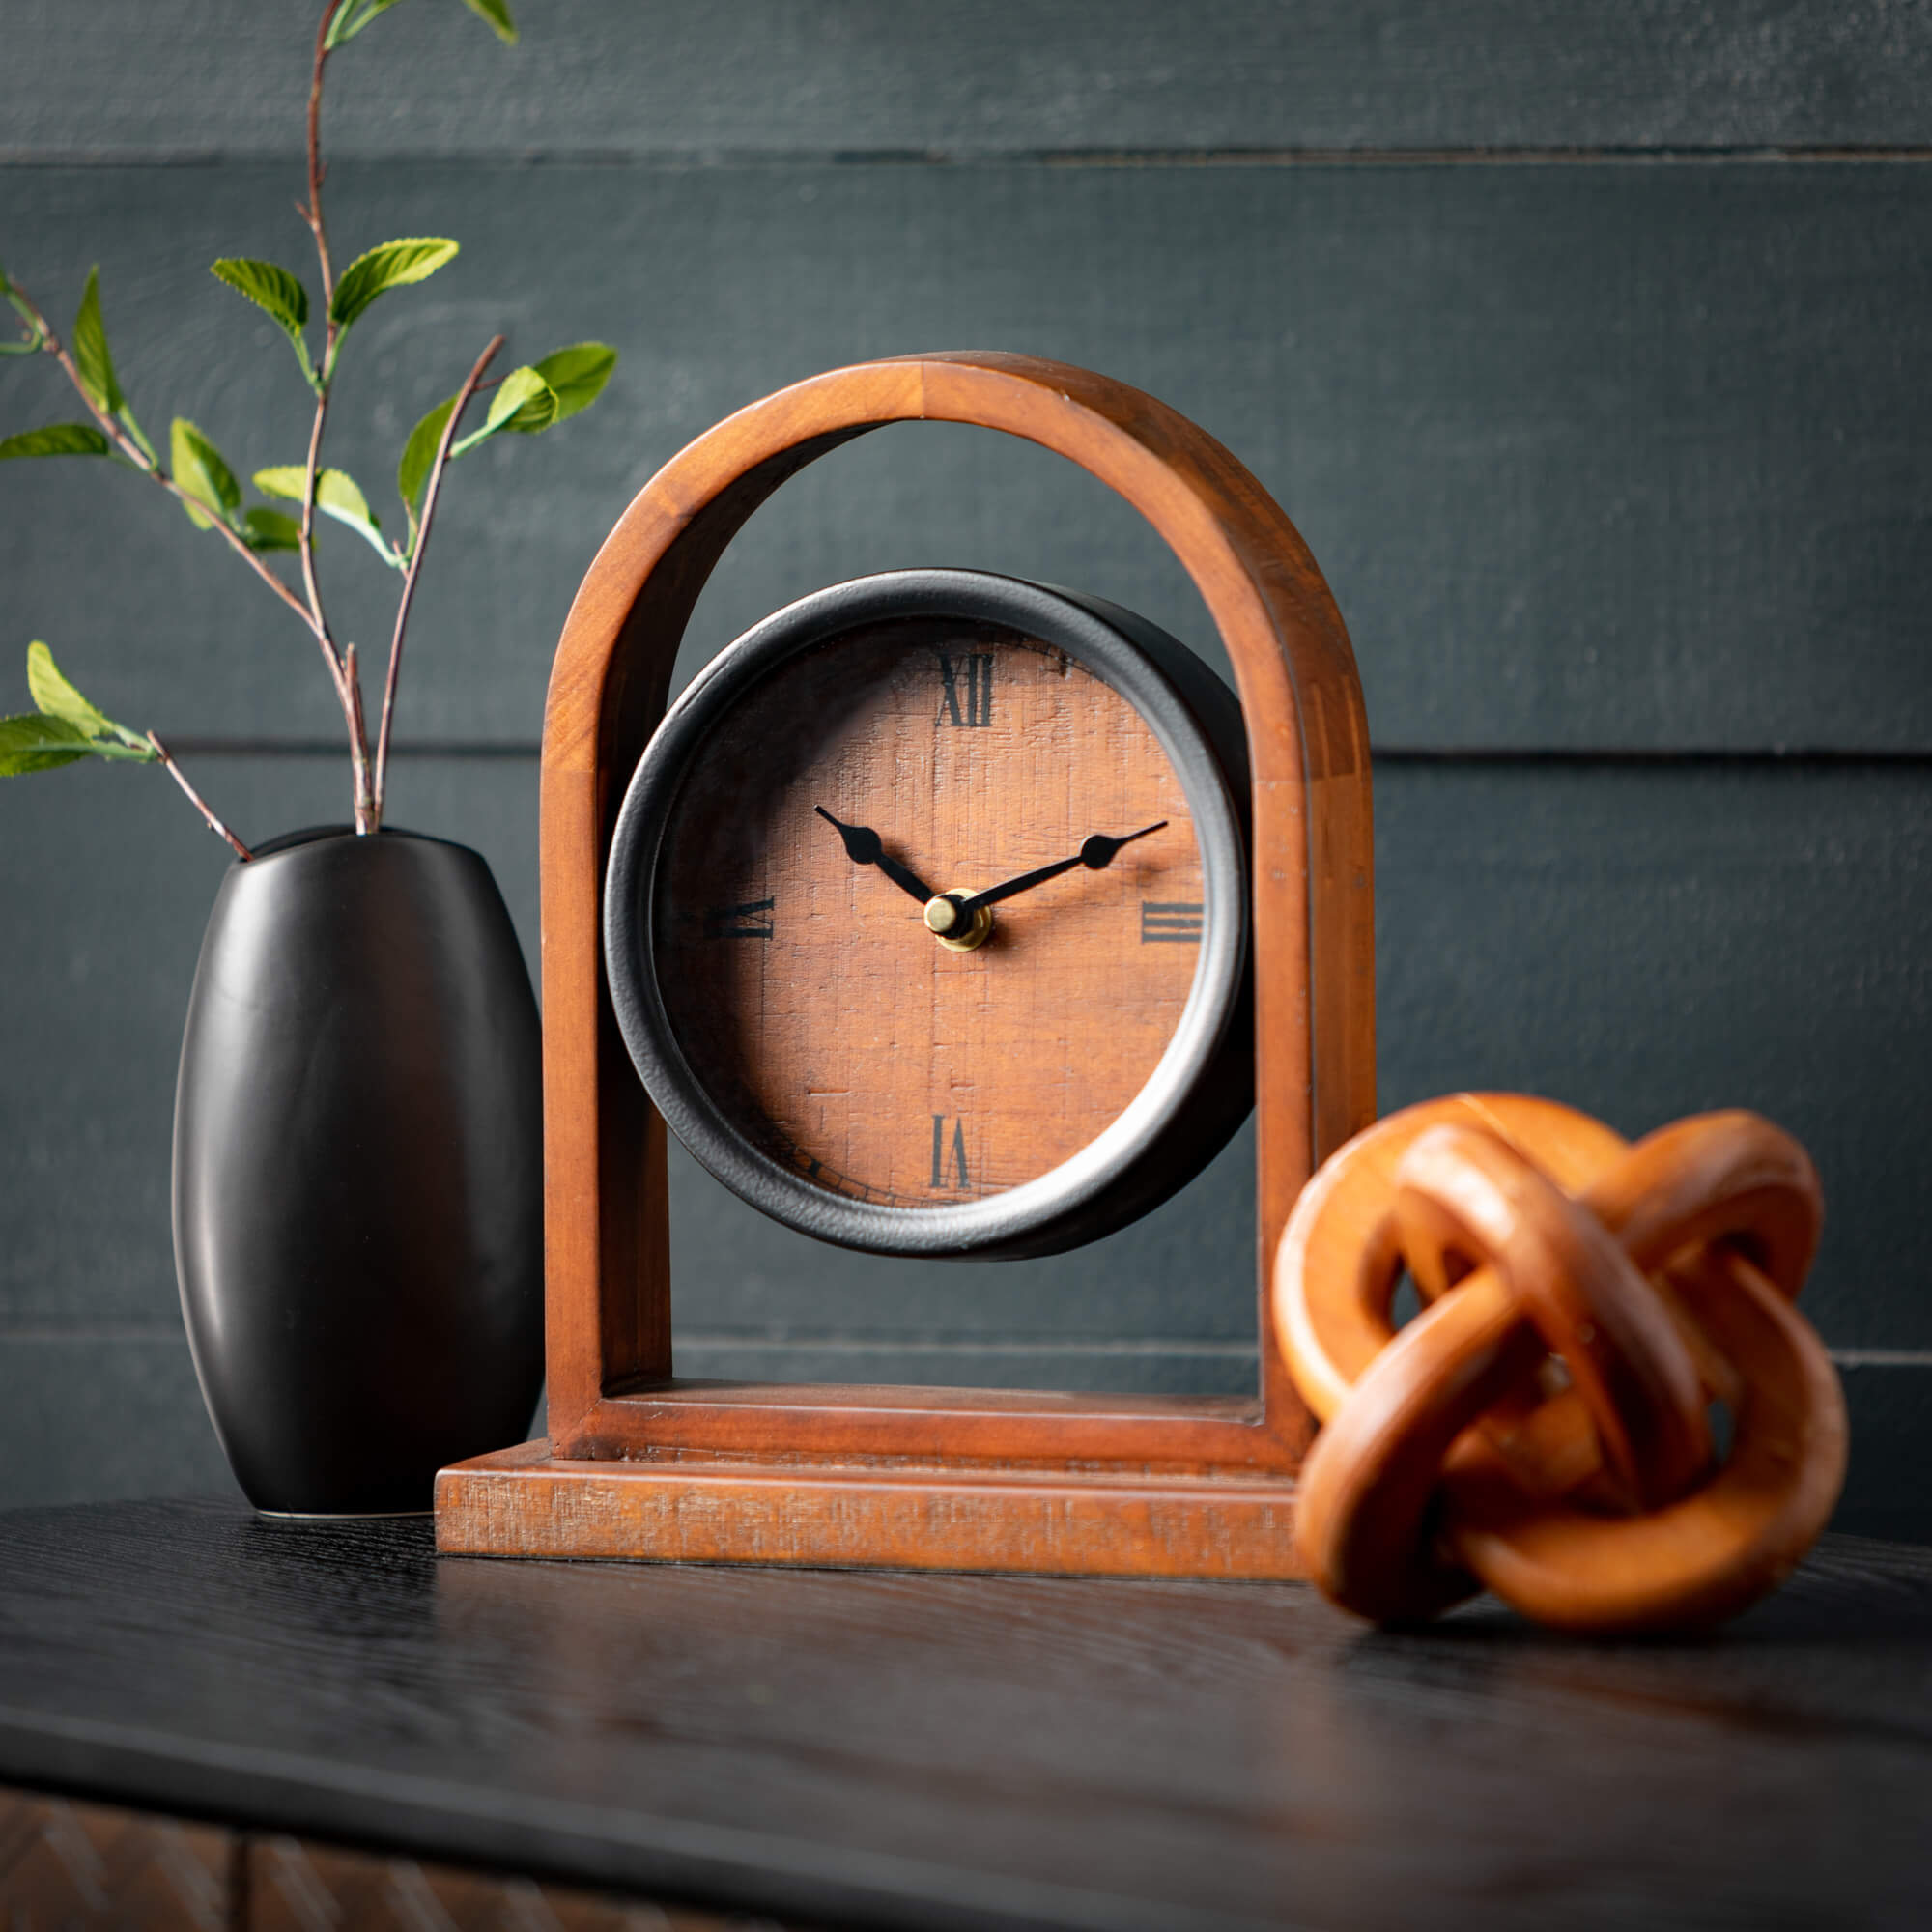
[436,1438,1304,1580]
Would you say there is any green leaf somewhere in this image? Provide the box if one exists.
[0,290,42,357]
[210,258,316,385]
[69,268,154,458]
[451,366,555,456]
[1,642,155,772]
[0,712,89,775]
[71,267,122,415]
[458,0,518,42]
[242,505,302,552]
[170,417,242,530]
[327,238,460,332]
[324,0,409,46]
[327,0,515,46]
[253,464,377,527]
[0,423,110,460]
[397,393,457,521]
[396,352,603,521]
[211,259,307,333]
[531,342,616,423]
[483,364,557,435]
[27,639,118,739]
[1,259,43,351]
[253,464,394,565]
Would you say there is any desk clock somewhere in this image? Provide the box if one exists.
[602,569,1254,1261]
[437,352,1376,1579]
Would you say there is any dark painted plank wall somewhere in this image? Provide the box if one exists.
[2,4,1928,1538]
[8,161,1932,750]
[10,1,1932,156]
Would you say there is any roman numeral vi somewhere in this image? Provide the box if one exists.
[930,1115,971,1190]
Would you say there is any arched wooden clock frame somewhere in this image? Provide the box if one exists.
[436,352,1377,1579]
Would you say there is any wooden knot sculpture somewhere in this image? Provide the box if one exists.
[1273,1094,1848,1634]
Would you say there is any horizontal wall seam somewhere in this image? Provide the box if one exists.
[0,1329,1922,1366]
[157,740,1932,767]
[167,740,542,759]
[672,1335,1258,1357]
[0,1325,186,1342]
[1373,748,1932,768]
[5,146,1932,172]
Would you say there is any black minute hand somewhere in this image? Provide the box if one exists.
[814,806,936,905]
[953,822,1168,918]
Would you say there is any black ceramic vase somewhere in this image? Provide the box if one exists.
[173,827,544,1515]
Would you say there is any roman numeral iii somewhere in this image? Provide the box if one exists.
[1141,901,1203,943]
[936,652,994,727]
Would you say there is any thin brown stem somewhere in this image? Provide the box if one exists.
[297,2,342,649]
[294,0,372,827]
[148,734,253,861]
[10,277,320,637]
[297,371,336,657]
[343,641,374,834]
[304,3,347,308]
[370,333,502,826]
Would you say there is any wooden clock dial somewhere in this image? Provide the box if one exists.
[653,616,1205,1208]
[604,571,1253,1261]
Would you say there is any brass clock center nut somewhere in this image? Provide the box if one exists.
[925,892,993,952]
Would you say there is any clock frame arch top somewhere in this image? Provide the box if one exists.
[437,352,1376,1578]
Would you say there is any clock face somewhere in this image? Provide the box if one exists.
[604,572,1252,1260]
[652,617,1205,1208]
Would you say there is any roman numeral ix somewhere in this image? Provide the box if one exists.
[703,898,775,939]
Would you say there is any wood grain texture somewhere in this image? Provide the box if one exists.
[9,1,1932,157]
[0,1784,798,1930]
[436,1437,1304,1578]
[4,1501,1932,1929]
[5,161,1931,752]
[1277,1096,1844,1631]
[508,351,1375,1559]
[248,1835,766,1932]
[0,1786,230,1931]
[650,621,1209,1206]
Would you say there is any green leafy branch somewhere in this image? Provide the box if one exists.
[0,644,249,856]
[0,0,617,849]
[0,266,322,635]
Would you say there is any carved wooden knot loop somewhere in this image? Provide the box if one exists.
[1272,1094,1849,1633]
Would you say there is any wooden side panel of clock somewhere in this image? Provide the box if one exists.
[655,618,1209,1208]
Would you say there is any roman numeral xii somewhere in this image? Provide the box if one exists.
[937,653,994,728]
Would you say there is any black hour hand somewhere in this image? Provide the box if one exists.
[814,807,935,905]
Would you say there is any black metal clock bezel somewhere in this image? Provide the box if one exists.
[602,569,1253,1261]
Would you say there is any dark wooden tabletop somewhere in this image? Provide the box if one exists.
[0,1499,1926,1930]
